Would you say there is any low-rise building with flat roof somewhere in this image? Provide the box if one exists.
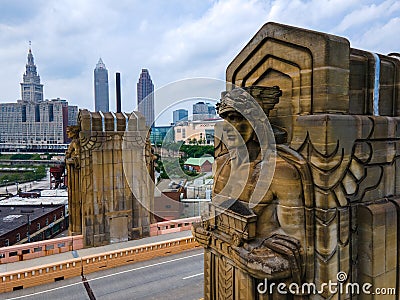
[174,119,221,144]
[0,189,68,247]
[0,204,65,247]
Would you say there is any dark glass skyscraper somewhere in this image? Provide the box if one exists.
[94,58,109,112]
[20,47,43,102]
[137,69,154,127]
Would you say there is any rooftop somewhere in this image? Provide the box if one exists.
[0,205,63,236]
[184,157,214,166]
[0,189,67,206]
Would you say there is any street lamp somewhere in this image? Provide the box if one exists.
[26,214,31,243]
[5,180,9,194]
[21,209,33,243]
[198,199,201,216]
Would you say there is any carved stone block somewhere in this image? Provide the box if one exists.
[67,110,154,247]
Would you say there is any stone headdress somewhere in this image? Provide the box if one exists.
[66,125,80,138]
[217,86,286,144]
[217,86,281,117]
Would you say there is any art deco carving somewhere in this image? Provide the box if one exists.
[194,22,400,300]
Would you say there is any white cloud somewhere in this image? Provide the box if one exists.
[0,0,398,117]
[267,0,360,29]
[151,0,269,81]
[334,0,400,33]
[353,17,400,53]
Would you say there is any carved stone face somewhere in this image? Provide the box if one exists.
[66,127,79,139]
[66,129,74,139]
[222,111,254,147]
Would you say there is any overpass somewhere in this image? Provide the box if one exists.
[2,247,203,300]
[0,230,202,298]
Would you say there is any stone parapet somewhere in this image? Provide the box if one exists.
[67,110,153,247]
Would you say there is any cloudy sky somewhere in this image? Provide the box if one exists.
[0,0,398,124]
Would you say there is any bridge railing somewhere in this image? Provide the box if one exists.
[0,236,84,264]
[0,236,199,293]
[0,216,199,265]
[1,257,82,293]
[149,216,201,236]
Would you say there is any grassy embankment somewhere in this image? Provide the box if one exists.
[0,154,49,186]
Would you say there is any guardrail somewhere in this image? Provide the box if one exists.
[150,216,201,236]
[0,235,84,264]
[0,216,200,265]
[0,236,199,293]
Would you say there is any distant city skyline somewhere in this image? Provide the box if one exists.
[0,1,397,114]
[94,58,110,112]
[155,95,220,126]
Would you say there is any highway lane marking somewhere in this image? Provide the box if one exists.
[4,251,204,300]
[87,252,204,283]
[4,281,84,300]
[182,272,204,280]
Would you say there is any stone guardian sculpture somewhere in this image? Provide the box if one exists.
[65,125,82,236]
[194,86,313,299]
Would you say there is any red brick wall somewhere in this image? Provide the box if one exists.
[200,160,212,172]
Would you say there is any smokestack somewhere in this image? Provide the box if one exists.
[116,72,121,113]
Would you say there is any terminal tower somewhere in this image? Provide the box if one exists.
[20,44,43,102]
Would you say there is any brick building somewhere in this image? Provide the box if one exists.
[0,205,66,247]
[184,157,214,173]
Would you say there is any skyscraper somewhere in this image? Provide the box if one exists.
[94,58,109,112]
[173,109,188,124]
[137,69,154,127]
[20,46,43,102]
[193,101,217,120]
[193,101,208,120]
[207,103,216,116]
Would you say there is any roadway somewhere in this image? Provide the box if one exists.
[0,249,204,300]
